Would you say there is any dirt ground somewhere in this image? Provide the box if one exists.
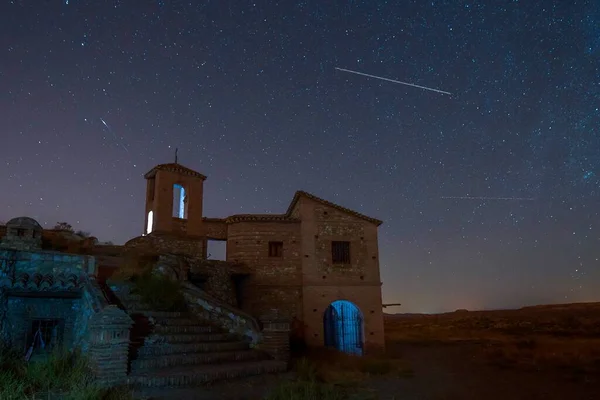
[136,303,600,399]
[372,341,600,400]
[134,341,600,399]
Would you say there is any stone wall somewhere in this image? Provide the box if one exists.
[180,282,262,345]
[187,259,244,307]
[0,249,96,277]
[125,233,204,258]
[2,295,81,353]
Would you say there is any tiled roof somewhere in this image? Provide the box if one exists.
[224,214,299,224]
[286,191,383,226]
[144,163,207,180]
[0,272,83,291]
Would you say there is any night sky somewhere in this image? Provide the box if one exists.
[1,1,599,313]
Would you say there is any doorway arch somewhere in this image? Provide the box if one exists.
[323,300,364,355]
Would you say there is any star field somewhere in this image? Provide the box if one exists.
[1,1,598,312]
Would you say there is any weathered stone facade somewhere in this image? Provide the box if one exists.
[135,162,385,354]
[0,161,386,367]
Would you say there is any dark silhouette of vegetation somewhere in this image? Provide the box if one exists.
[0,346,133,399]
[53,222,73,232]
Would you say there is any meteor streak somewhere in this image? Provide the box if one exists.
[335,67,452,95]
[441,196,535,201]
[100,117,130,154]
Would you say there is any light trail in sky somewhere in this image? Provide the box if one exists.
[335,67,452,95]
[100,117,130,154]
[441,196,536,201]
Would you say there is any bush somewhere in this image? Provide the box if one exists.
[0,346,133,400]
[131,272,188,311]
[265,380,347,400]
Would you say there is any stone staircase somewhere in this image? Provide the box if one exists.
[112,292,287,388]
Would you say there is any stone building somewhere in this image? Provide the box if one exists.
[125,162,385,354]
[0,217,132,384]
[0,161,386,389]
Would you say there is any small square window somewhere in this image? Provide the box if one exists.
[268,241,283,257]
[16,229,26,237]
[331,241,351,264]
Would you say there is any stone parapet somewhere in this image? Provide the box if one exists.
[86,305,133,386]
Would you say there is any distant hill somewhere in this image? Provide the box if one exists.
[385,302,600,318]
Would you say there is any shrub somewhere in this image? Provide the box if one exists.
[0,346,133,400]
[265,380,347,400]
[131,271,188,311]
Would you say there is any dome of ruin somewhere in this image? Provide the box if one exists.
[6,216,43,231]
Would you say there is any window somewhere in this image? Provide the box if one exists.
[16,229,26,237]
[26,319,63,356]
[268,241,283,257]
[146,211,154,234]
[172,184,187,219]
[331,241,351,264]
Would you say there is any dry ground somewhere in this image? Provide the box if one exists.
[136,302,600,399]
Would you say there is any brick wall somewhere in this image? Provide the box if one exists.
[203,218,227,240]
[297,197,385,352]
[226,221,303,319]
[145,168,205,237]
[301,285,385,353]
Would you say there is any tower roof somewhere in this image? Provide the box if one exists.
[144,163,207,180]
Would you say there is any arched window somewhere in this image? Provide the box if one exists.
[172,184,187,219]
[146,211,154,234]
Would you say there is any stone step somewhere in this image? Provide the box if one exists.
[150,316,210,327]
[152,324,215,334]
[144,333,235,344]
[129,360,288,388]
[131,349,267,371]
[136,340,249,357]
[130,310,191,319]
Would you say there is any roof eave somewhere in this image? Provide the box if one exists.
[286,190,383,226]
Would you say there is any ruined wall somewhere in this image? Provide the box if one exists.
[3,295,82,352]
[187,259,240,307]
[226,221,302,320]
[203,218,227,240]
[298,197,385,351]
[124,234,204,258]
[0,249,96,277]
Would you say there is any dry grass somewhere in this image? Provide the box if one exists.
[295,347,413,386]
[0,346,133,400]
[384,302,600,376]
[266,348,412,400]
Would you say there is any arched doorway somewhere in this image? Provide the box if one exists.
[323,300,364,355]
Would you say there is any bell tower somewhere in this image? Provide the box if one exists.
[143,158,207,237]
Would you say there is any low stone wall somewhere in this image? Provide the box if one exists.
[181,282,262,345]
[0,248,96,277]
[259,310,291,363]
